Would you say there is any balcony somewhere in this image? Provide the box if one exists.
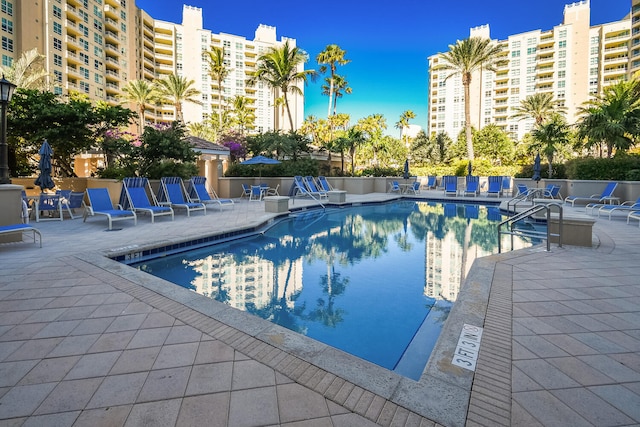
[65,50,79,65]
[65,35,80,49]
[105,69,120,80]
[104,17,118,30]
[104,4,118,19]
[106,82,119,91]
[64,4,80,20]
[105,56,119,66]
[105,30,119,43]
[105,43,120,55]
[603,55,628,64]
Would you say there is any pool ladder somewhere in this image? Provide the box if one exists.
[498,202,563,252]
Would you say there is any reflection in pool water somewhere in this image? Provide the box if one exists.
[134,201,534,379]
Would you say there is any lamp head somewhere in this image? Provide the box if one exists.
[0,75,16,104]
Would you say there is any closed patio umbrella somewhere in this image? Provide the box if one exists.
[532,153,541,184]
[34,140,55,192]
[403,159,410,180]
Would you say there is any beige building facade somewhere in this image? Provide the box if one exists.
[427,0,631,142]
[8,1,303,133]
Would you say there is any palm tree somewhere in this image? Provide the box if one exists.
[530,114,570,178]
[439,37,505,161]
[357,114,387,166]
[1,48,49,89]
[204,47,231,128]
[154,73,201,123]
[251,41,315,131]
[395,110,416,148]
[120,79,157,134]
[576,78,640,157]
[316,44,350,118]
[512,92,565,125]
[321,74,352,116]
[230,95,255,134]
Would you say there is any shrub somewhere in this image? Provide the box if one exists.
[565,155,640,180]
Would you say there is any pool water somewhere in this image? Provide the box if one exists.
[133,201,535,379]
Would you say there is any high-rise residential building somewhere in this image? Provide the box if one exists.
[9,1,303,133]
[427,0,631,142]
[630,0,640,74]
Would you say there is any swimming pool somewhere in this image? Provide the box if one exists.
[131,201,535,379]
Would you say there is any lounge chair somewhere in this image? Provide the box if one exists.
[304,176,328,199]
[443,176,457,196]
[83,188,137,230]
[187,176,234,210]
[516,184,535,198]
[292,175,325,200]
[426,176,437,190]
[317,176,333,192]
[627,210,640,227]
[501,176,512,197]
[20,190,32,223]
[485,176,502,197]
[541,184,562,200]
[62,191,86,219]
[0,223,42,247]
[389,181,401,193]
[596,197,640,220]
[565,182,618,207]
[462,176,479,196]
[249,185,264,201]
[158,177,206,216]
[240,183,251,199]
[35,193,63,222]
[405,181,421,195]
[121,177,174,222]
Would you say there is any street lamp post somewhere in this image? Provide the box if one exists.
[0,75,16,185]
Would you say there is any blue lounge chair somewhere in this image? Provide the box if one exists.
[158,177,206,216]
[83,188,137,230]
[389,181,401,193]
[627,210,640,227]
[317,176,333,192]
[426,176,437,189]
[121,177,174,223]
[541,184,562,200]
[35,193,63,222]
[565,182,618,207]
[187,176,234,210]
[462,176,479,196]
[249,185,264,201]
[304,176,328,199]
[486,176,502,197]
[443,176,457,196]
[293,176,327,200]
[596,197,640,220]
[0,223,42,247]
[516,184,534,197]
[406,181,421,195]
[240,183,251,199]
[61,191,85,219]
[501,176,512,197]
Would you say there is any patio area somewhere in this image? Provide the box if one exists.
[0,191,639,426]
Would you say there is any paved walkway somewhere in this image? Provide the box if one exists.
[0,192,638,426]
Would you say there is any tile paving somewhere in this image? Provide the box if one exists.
[0,191,638,426]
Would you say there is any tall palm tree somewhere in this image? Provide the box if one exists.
[154,73,201,123]
[120,79,157,134]
[250,40,315,131]
[530,114,570,178]
[358,114,387,166]
[316,44,350,118]
[577,78,640,157]
[321,74,352,116]
[395,110,416,148]
[1,48,49,89]
[512,92,565,125]
[439,37,505,161]
[204,46,231,128]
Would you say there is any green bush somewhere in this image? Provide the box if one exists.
[224,158,319,178]
[357,166,402,177]
[565,155,640,180]
[515,163,567,179]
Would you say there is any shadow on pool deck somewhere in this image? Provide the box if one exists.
[0,192,639,426]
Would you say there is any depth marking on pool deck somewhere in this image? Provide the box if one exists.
[451,323,483,371]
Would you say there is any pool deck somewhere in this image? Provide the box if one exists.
[0,191,639,427]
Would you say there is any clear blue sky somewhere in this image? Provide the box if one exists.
[135,0,630,136]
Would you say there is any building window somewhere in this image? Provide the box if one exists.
[512,59,520,67]
[1,0,12,16]
[94,74,102,83]
[1,53,10,66]
[80,81,90,93]
[1,17,13,35]
[511,40,521,49]
[52,21,61,35]
[53,53,62,66]
[527,47,537,55]
[511,78,520,85]
[79,23,89,37]
[94,33,102,45]
[54,70,62,82]
[559,29,567,39]
[558,70,566,78]
[511,50,520,57]
[52,4,61,18]
[53,37,62,51]
[558,60,566,68]
[54,86,62,95]
[558,40,566,48]
[93,5,102,18]
[79,52,89,65]
[558,80,565,88]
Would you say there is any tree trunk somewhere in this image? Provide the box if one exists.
[327,77,334,118]
[284,90,294,131]
[463,73,474,160]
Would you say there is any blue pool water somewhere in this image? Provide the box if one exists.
[132,201,535,379]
